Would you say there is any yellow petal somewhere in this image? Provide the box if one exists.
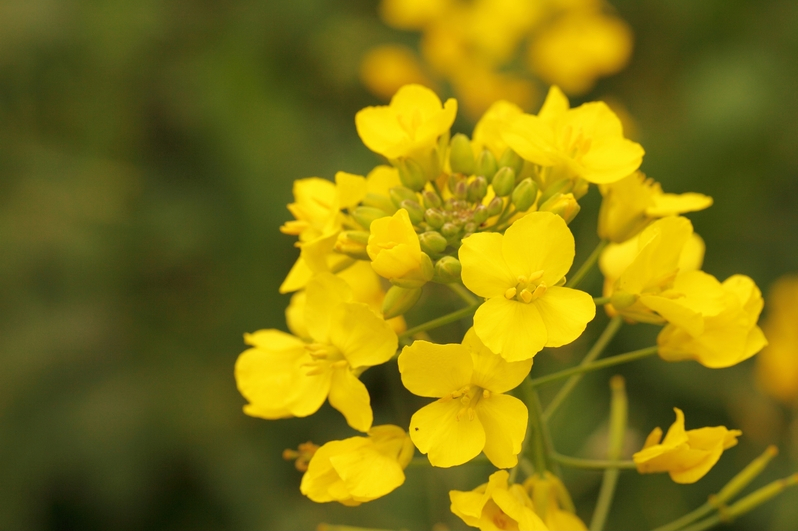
[410,399,486,467]
[304,273,353,343]
[334,171,368,209]
[300,437,366,503]
[330,442,406,501]
[578,136,645,184]
[279,256,313,294]
[647,192,713,217]
[502,212,575,287]
[492,486,548,531]
[399,341,473,398]
[330,302,398,368]
[474,297,547,361]
[535,287,596,348]
[538,85,570,123]
[460,232,516,298]
[476,394,528,469]
[473,99,524,158]
[502,113,559,166]
[328,368,373,433]
[465,329,532,393]
[449,489,491,528]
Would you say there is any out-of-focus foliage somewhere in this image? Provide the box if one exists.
[1,0,797,530]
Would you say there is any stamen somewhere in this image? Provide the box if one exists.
[330,360,348,369]
[467,407,476,421]
[531,283,547,299]
[519,289,533,303]
[505,287,517,299]
[528,270,545,282]
[482,389,491,399]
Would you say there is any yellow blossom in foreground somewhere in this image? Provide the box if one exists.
[757,275,798,403]
[367,208,433,288]
[300,425,414,506]
[460,211,596,361]
[398,329,531,468]
[633,408,741,484]
[235,274,397,432]
[503,85,644,184]
[450,470,548,531]
[524,472,587,531]
[472,99,525,160]
[355,84,457,162]
[360,45,433,101]
[528,12,632,95]
[658,274,767,368]
[598,172,713,243]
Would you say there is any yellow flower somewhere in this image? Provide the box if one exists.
[367,208,434,288]
[449,470,548,531]
[756,275,798,403]
[398,328,532,468]
[451,64,536,121]
[360,45,433,101]
[523,472,587,531]
[503,85,644,184]
[472,99,525,160]
[598,172,713,243]
[658,274,767,368]
[300,425,414,506]
[379,0,452,30]
[459,211,596,361]
[528,12,632,95]
[633,408,742,484]
[355,84,457,165]
[235,273,398,432]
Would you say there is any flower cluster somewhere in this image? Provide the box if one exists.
[235,84,786,530]
[361,0,633,118]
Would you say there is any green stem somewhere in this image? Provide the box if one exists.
[566,240,608,289]
[550,453,637,470]
[398,303,480,341]
[447,282,479,306]
[531,346,659,388]
[593,296,611,305]
[590,376,628,531]
[543,316,623,422]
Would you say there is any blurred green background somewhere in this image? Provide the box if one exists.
[1,0,797,529]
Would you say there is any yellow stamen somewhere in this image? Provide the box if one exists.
[519,289,533,303]
[531,283,547,299]
[505,287,517,299]
[482,389,491,399]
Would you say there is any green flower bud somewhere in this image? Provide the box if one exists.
[539,192,581,223]
[511,178,539,213]
[499,148,524,177]
[467,176,488,203]
[491,167,516,197]
[449,133,475,175]
[538,177,573,205]
[382,285,423,319]
[476,149,499,182]
[361,192,397,215]
[487,196,504,217]
[389,186,419,209]
[400,199,425,225]
[433,256,462,283]
[422,190,442,209]
[419,231,448,255]
[398,158,427,191]
[441,222,460,239]
[472,204,489,225]
[425,208,445,229]
[463,222,476,235]
[352,206,388,229]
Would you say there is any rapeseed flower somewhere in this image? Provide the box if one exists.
[367,208,434,288]
[460,211,595,361]
[524,472,587,531]
[398,328,532,468]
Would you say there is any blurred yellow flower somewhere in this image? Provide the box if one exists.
[459,211,595,361]
[757,275,798,403]
[235,274,397,432]
[524,472,587,531]
[360,45,433,101]
[598,172,713,243]
[300,425,414,506]
[367,208,434,288]
[503,85,644,184]
[398,328,532,468]
[450,470,548,531]
[633,408,741,484]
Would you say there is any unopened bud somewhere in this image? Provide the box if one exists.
[454,179,467,200]
[492,167,516,197]
[433,256,462,283]
[400,200,425,225]
[449,133,475,175]
[472,204,489,225]
[572,178,589,200]
[397,158,427,191]
[425,208,445,229]
[467,176,488,203]
[463,222,476,235]
[499,148,524,177]
[539,192,580,223]
[538,178,573,205]
[511,178,538,213]
[334,231,371,260]
[389,186,419,209]
[419,231,448,255]
[441,222,460,239]
[476,149,498,182]
[352,206,388,229]
[362,192,397,215]
[487,196,504,217]
[382,285,423,319]
[422,190,442,209]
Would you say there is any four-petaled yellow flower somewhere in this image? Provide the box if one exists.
[523,472,587,531]
[300,425,414,506]
[503,85,644,184]
[449,470,548,531]
[398,329,532,468]
[633,408,741,484]
[235,273,397,432]
[367,208,434,288]
[460,211,596,361]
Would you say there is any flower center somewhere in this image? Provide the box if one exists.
[560,125,592,161]
[504,271,547,304]
[450,384,490,421]
[301,343,347,376]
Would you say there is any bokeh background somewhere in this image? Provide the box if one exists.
[2,0,797,529]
